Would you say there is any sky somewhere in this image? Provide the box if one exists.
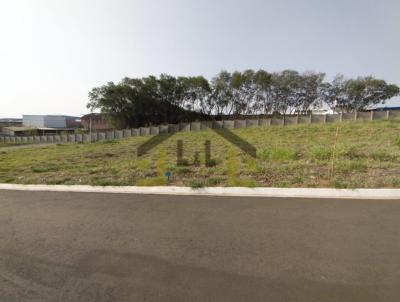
[0,0,399,118]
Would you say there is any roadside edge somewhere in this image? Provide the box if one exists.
[1,184,400,199]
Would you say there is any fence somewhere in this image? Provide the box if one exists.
[1,110,400,146]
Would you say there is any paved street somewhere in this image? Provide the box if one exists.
[0,190,399,302]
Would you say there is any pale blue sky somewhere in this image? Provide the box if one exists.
[0,0,399,117]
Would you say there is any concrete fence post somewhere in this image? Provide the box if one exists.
[339,113,343,122]
[323,114,327,124]
[296,115,299,125]
[355,111,358,121]
[387,110,390,120]
[370,111,374,121]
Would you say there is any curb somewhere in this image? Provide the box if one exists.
[1,184,400,199]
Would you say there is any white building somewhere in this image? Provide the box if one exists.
[22,115,81,128]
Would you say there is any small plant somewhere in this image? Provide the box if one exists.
[292,174,305,185]
[370,151,395,161]
[227,150,239,186]
[189,179,205,188]
[336,160,368,173]
[258,147,299,161]
[207,177,223,186]
[136,159,152,171]
[243,156,258,173]
[234,178,257,187]
[137,177,167,186]
[31,165,59,173]
[332,178,349,189]
[392,178,400,187]
[175,166,191,175]
[177,158,190,166]
[205,158,217,167]
[339,145,365,160]
[393,136,400,148]
[311,146,332,161]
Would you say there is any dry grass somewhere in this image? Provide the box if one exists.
[1,120,400,188]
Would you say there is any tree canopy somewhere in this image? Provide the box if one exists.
[87,70,399,128]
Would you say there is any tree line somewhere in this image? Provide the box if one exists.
[87,70,399,128]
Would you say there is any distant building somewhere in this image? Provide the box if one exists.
[0,115,82,137]
[0,118,22,133]
[81,113,113,130]
[23,115,81,128]
[364,106,400,112]
[311,108,338,115]
[2,127,37,137]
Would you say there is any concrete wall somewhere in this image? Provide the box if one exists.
[3,110,399,147]
[223,120,234,129]
[190,122,201,131]
[271,116,284,126]
[284,116,298,125]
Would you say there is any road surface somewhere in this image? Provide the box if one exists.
[0,190,399,301]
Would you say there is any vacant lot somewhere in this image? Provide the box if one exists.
[1,120,400,188]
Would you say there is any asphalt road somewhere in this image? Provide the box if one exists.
[0,190,400,302]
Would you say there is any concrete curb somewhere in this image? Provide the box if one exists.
[1,184,400,199]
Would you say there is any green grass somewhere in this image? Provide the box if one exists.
[1,120,400,188]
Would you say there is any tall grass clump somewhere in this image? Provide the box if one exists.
[258,147,299,162]
[311,146,332,161]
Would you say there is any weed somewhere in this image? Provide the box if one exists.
[137,177,167,186]
[189,179,205,188]
[207,177,223,186]
[227,149,239,186]
[233,178,257,187]
[336,160,368,173]
[31,165,59,173]
[136,159,152,171]
[370,151,396,161]
[175,167,191,175]
[311,146,332,161]
[339,146,366,160]
[258,147,299,161]
[332,178,350,189]
[205,158,217,167]
[243,156,258,173]
[393,136,400,148]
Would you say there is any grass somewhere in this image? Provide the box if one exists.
[1,120,400,188]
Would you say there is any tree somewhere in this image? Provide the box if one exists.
[87,71,399,127]
[252,69,273,115]
[210,71,234,116]
[323,75,399,112]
